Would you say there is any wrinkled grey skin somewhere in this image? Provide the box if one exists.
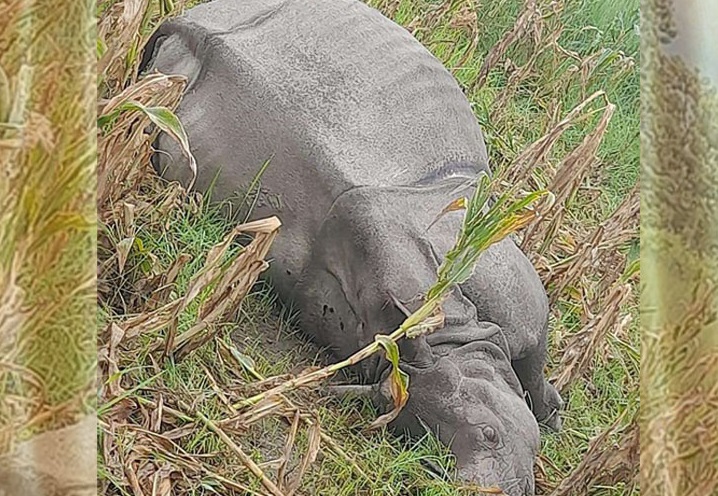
[142,0,562,493]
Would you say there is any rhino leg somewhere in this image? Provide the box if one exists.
[512,340,563,431]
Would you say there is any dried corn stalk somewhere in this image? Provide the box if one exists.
[521,95,615,254]
[549,416,639,496]
[98,73,187,214]
[551,283,632,394]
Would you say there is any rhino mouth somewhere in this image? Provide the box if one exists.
[459,469,535,496]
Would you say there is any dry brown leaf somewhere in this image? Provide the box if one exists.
[365,374,409,432]
[522,94,615,254]
[146,253,192,309]
[287,420,321,496]
[98,0,153,92]
[98,73,187,215]
[152,463,175,496]
[239,396,288,426]
[474,0,538,90]
[105,323,127,398]
[550,416,638,496]
[116,236,135,275]
[124,457,146,496]
[551,283,632,394]
[595,184,639,295]
[502,91,608,189]
[171,217,281,361]
[278,410,301,492]
[426,196,467,231]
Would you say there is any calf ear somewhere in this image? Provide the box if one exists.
[387,291,413,318]
[379,291,436,370]
[139,30,167,75]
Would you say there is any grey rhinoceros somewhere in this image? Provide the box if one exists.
[142,0,563,494]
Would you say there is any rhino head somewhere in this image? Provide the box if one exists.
[394,337,540,496]
[294,178,543,495]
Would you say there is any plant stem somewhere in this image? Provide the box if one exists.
[234,297,442,409]
[196,411,286,496]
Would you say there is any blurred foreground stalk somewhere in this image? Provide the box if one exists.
[0,0,96,452]
[641,0,718,494]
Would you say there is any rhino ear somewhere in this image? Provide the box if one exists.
[378,291,436,369]
[396,335,436,370]
[142,25,205,91]
[139,30,167,75]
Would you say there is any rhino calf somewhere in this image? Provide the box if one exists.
[143,0,563,494]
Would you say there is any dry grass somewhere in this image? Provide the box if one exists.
[96,0,641,494]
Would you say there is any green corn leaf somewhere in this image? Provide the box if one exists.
[428,172,550,300]
[622,258,640,282]
[0,64,10,124]
[367,335,410,431]
[97,38,107,59]
[120,101,197,187]
[98,101,197,187]
[159,0,175,17]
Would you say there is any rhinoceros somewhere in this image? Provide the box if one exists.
[142,0,563,494]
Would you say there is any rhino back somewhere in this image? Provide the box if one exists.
[148,0,489,292]
[151,0,490,193]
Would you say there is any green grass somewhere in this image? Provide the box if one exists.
[98,0,640,494]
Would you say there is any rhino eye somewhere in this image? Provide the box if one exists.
[482,426,498,444]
